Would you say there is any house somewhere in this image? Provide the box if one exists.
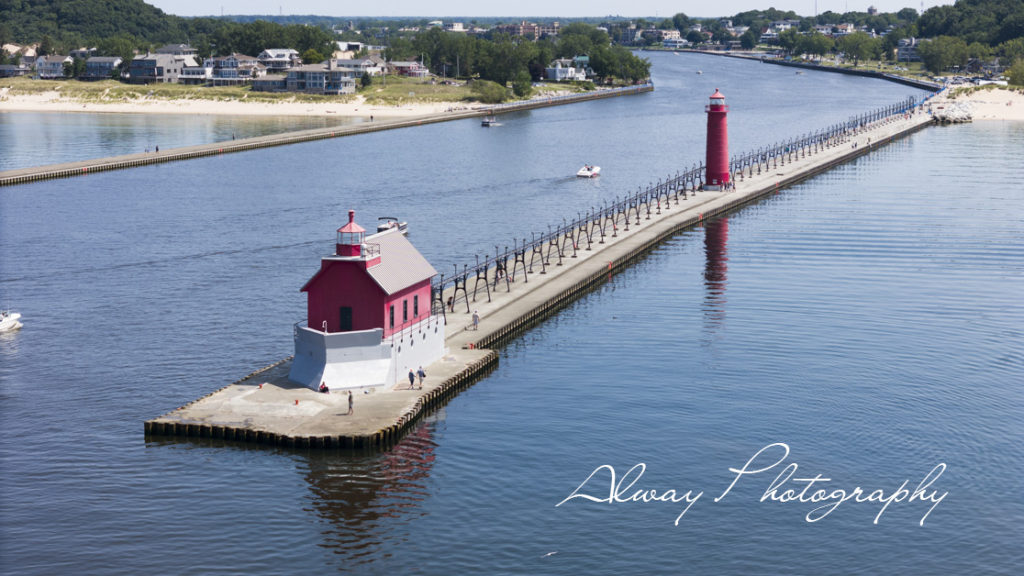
[289,211,445,391]
[663,38,690,49]
[0,64,32,77]
[332,57,385,77]
[251,74,287,92]
[192,53,265,86]
[35,55,72,79]
[82,56,123,80]
[284,60,357,94]
[659,29,682,41]
[444,22,465,32]
[70,47,97,59]
[128,53,197,84]
[390,61,429,78]
[897,37,921,62]
[545,56,590,81]
[155,44,198,57]
[257,48,302,73]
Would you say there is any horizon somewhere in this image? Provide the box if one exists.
[147,0,955,19]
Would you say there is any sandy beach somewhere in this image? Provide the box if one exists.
[932,86,1024,121]
[0,88,480,118]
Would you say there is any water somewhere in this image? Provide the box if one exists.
[0,112,355,171]
[1,52,1021,574]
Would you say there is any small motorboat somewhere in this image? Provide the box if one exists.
[481,114,499,127]
[696,70,703,75]
[0,310,22,333]
[376,217,408,235]
[576,165,601,178]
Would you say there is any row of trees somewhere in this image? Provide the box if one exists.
[385,24,650,87]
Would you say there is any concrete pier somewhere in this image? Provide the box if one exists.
[145,108,934,450]
[0,84,652,187]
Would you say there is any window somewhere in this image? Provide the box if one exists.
[413,295,419,318]
[403,300,408,323]
[389,305,394,329]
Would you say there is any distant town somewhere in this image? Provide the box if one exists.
[1,0,1022,92]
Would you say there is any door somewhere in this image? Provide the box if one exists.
[339,307,353,332]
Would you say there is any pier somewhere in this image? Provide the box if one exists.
[145,97,935,450]
[0,83,652,187]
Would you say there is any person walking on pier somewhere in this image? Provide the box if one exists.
[417,366,426,388]
[347,391,353,415]
[472,310,480,331]
[408,368,416,389]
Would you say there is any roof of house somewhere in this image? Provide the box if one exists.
[40,55,71,63]
[86,56,122,63]
[365,231,438,295]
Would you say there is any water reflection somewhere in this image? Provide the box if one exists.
[302,420,439,566]
[702,217,729,334]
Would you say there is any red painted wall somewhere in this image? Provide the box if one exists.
[305,260,433,336]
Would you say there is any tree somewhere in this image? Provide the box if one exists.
[839,32,877,66]
[917,36,969,74]
[1008,59,1024,86]
[301,48,324,64]
[470,79,508,103]
[686,30,704,45]
[39,34,55,56]
[512,69,532,97]
[779,28,800,54]
[360,71,372,88]
[672,13,691,32]
[997,38,1024,66]
[740,29,758,50]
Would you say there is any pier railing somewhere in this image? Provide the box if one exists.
[433,94,923,316]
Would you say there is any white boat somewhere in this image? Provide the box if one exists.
[576,165,601,178]
[697,70,703,74]
[0,310,22,333]
[376,217,408,235]
[481,115,499,127]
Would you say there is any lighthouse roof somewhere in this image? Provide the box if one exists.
[710,89,725,99]
[337,209,365,234]
[365,231,438,295]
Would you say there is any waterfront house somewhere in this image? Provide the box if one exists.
[251,74,287,92]
[663,38,690,50]
[82,56,123,80]
[35,55,72,79]
[128,53,197,84]
[0,63,31,77]
[897,38,922,62]
[289,211,445,391]
[70,47,97,59]
[283,60,357,94]
[258,48,302,73]
[184,53,266,86]
[390,61,429,78]
[545,56,590,81]
[332,56,385,77]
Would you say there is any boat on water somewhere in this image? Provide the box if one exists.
[576,165,601,178]
[697,70,703,74]
[0,310,22,333]
[376,217,408,235]
[481,115,499,127]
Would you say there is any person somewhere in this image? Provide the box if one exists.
[472,310,480,331]
[447,296,454,311]
[319,381,329,394]
[347,391,353,415]
[408,369,416,389]
[416,366,426,388]
[155,145,159,153]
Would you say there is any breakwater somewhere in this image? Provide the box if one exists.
[145,95,934,451]
[0,83,652,187]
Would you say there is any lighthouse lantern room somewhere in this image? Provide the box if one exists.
[704,89,730,191]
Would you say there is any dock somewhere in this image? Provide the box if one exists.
[145,101,935,450]
[0,83,652,187]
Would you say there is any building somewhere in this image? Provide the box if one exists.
[663,38,690,49]
[182,53,265,86]
[494,20,560,39]
[332,56,386,77]
[0,64,32,78]
[251,74,287,92]
[258,48,302,73]
[128,53,197,84]
[289,211,445,390]
[155,44,198,57]
[545,56,590,81]
[35,55,72,79]
[897,38,922,62]
[82,56,123,80]
[70,47,97,59]
[284,60,357,94]
[444,22,465,32]
[390,61,429,78]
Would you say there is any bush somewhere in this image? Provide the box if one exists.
[512,70,532,98]
[1009,60,1024,87]
[470,79,508,103]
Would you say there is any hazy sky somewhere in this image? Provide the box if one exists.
[148,0,953,19]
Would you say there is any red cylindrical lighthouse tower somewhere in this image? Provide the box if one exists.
[705,89,730,191]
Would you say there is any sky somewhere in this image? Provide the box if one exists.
[147,0,954,19]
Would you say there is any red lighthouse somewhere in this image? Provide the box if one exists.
[705,89,730,191]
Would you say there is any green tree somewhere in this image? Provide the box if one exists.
[839,31,876,66]
[360,71,372,88]
[997,38,1024,65]
[301,48,324,64]
[740,29,758,50]
[470,79,508,103]
[1008,59,1024,85]
[672,13,691,32]
[512,69,532,97]
[39,34,55,56]
[778,28,800,54]
[917,36,969,74]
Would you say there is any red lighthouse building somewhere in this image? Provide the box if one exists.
[289,211,445,391]
[705,89,730,191]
